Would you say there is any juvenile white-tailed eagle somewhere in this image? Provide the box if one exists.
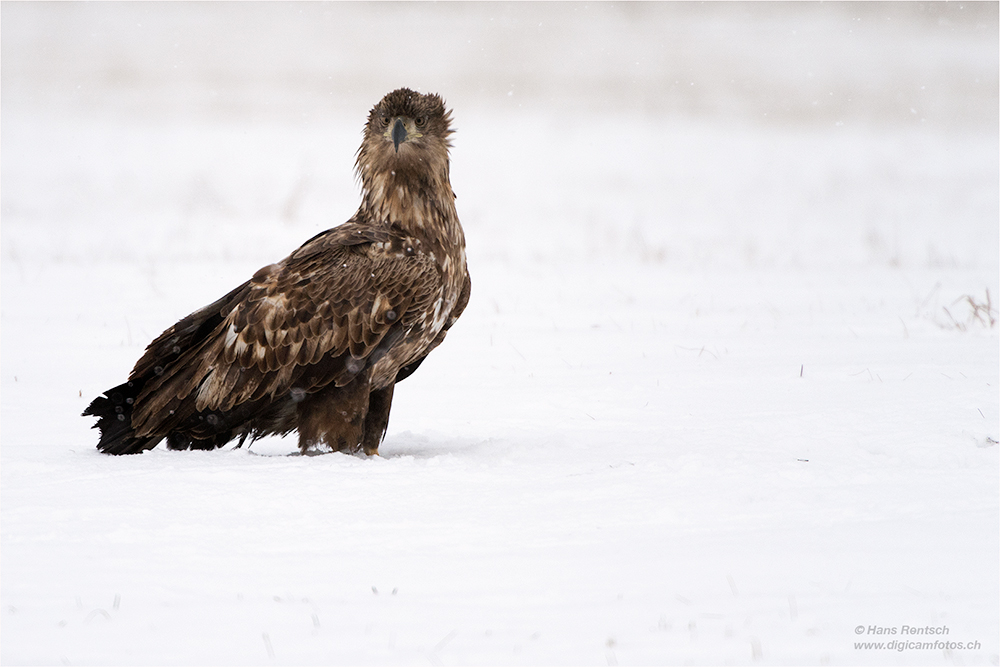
[84,88,470,455]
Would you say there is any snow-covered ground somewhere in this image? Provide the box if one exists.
[2,3,998,665]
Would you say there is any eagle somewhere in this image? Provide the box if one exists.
[83,88,470,456]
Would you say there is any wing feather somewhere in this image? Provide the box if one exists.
[131,226,440,435]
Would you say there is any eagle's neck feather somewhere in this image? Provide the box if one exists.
[358,163,463,252]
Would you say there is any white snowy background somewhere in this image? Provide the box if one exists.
[2,3,998,665]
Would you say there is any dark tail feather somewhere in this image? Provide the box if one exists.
[82,381,161,455]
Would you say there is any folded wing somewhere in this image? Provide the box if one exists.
[127,225,439,439]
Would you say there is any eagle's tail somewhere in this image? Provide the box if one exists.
[82,380,161,455]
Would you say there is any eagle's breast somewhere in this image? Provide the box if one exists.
[366,192,466,390]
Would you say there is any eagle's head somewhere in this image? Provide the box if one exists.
[357,88,454,189]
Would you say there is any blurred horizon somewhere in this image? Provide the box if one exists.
[3,1,997,130]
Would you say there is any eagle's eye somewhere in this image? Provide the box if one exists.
[414,116,427,128]
[379,114,390,128]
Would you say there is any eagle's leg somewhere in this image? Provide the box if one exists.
[361,383,395,456]
[296,373,370,454]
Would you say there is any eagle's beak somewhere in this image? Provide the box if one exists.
[392,118,407,153]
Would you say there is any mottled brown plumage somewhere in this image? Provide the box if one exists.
[84,88,470,455]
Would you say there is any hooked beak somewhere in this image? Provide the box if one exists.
[391,118,407,153]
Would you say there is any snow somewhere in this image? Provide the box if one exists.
[2,3,998,665]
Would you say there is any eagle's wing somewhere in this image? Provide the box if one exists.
[128,224,439,437]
